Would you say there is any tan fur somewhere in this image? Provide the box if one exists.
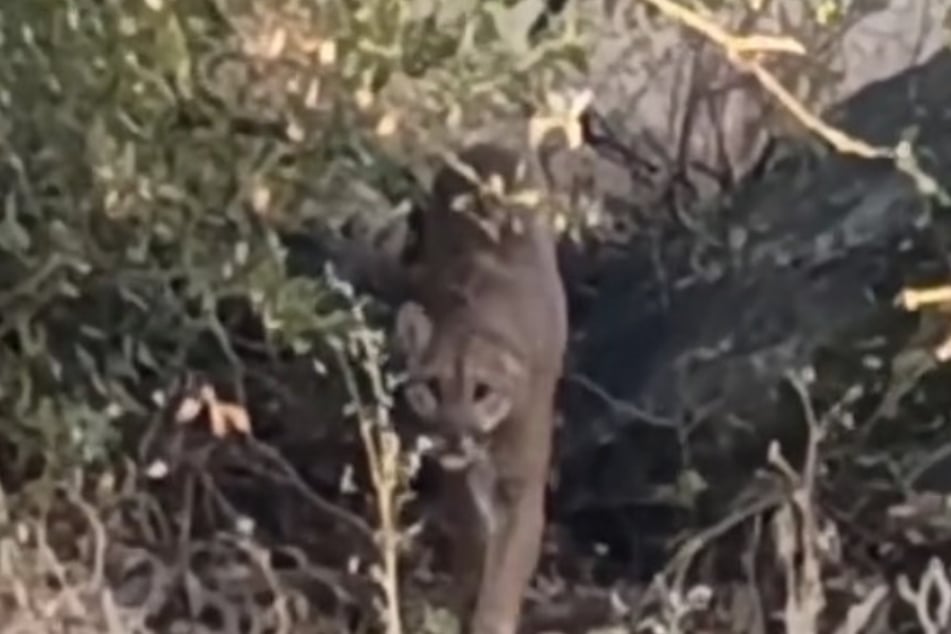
[395,143,568,634]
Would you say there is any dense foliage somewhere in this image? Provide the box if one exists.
[0,0,584,476]
[4,1,951,633]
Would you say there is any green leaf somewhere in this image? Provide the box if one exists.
[153,12,192,98]
[436,0,479,26]
[485,0,546,57]
[0,193,31,252]
[408,0,438,22]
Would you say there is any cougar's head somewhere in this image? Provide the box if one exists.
[394,301,527,469]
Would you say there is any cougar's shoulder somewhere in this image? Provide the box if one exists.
[409,143,567,366]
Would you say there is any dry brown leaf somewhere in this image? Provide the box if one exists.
[174,395,203,424]
[207,400,227,438]
[217,403,253,437]
[899,285,951,311]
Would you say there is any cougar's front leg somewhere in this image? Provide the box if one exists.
[441,468,488,618]
[468,476,546,634]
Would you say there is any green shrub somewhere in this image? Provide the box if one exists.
[0,0,585,487]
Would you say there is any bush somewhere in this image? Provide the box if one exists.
[0,1,585,631]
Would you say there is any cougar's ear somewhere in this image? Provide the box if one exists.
[394,301,433,357]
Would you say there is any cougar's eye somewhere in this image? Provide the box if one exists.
[405,380,438,419]
[473,381,491,401]
[473,388,512,434]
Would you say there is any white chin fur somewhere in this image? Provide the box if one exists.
[439,453,472,470]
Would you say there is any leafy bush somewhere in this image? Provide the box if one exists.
[0,1,588,631]
[0,0,584,477]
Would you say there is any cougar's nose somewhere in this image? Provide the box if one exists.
[441,404,480,436]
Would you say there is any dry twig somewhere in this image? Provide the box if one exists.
[898,285,951,361]
[638,0,950,203]
[897,557,951,634]
[330,271,407,634]
[768,373,827,633]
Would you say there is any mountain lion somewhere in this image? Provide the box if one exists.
[394,143,568,634]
